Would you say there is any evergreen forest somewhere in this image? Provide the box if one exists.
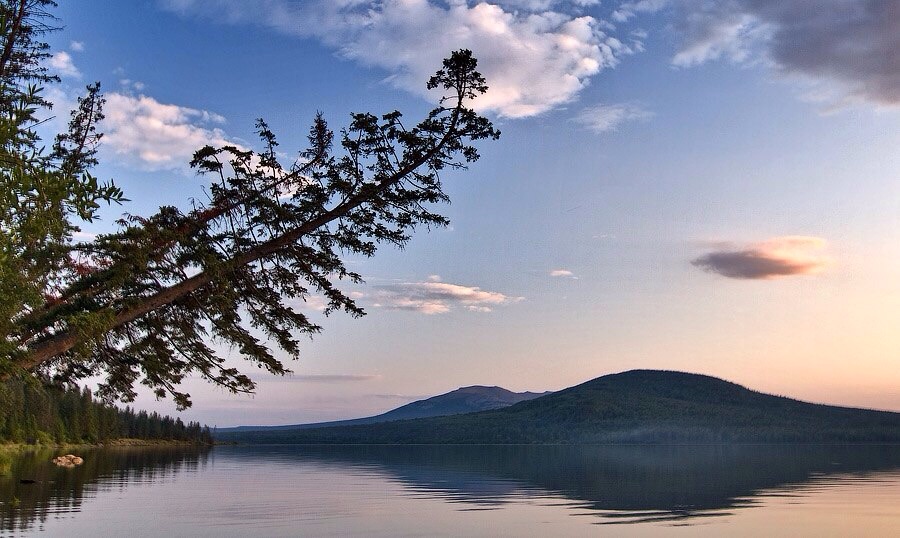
[0,378,212,445]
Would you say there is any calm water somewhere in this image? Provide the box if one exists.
[1,444,899,536]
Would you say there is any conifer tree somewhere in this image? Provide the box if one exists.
[0,1,499,408]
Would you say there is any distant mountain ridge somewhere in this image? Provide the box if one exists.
[217,370,900,444]
[217,385,551,433]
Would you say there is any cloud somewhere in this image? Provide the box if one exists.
[549,268,576,278]
[493,1,599,10]
[69,41,85,52]
[612,0,669,22]
[289,374,381,382]
[44,88,235,174]
[371,277,523,314]
[101,93,237,172]
[368,393,426,401]
[670,0,900,107]
[573,102,652,132]
[161,0,638,118]
[286,295,329,312]
[692,236,831,280]
[72,230,98,242]
[118,79,146,92]
[47,51,81,78]
[256,374,382,383]
[671,9,758,67]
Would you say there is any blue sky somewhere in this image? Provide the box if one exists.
[44,1,899,426]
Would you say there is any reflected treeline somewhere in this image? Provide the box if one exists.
[2,444,898,531]
[0,447,211,534]
[235,444,900,523]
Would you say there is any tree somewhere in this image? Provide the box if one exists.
[0,374,216,444]
[1,0,124,375]
[0,1,499,408]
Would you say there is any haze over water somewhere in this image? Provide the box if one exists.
[2,445,899,536]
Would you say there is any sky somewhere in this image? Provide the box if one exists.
[43,0,900,426]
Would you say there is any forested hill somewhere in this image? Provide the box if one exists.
[219,370,900,444]
[218,385,551,433]
[0,378,212,445]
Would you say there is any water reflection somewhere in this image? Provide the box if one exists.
[256,444,900,523]
[1,444,898,534]
[0,447,211,534]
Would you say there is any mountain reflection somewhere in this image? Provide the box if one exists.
[2,444,898,532]
[0,447,211,534]
[256,444,900,523]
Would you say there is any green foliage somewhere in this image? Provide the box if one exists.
[0,376,213,445]
[0,2,499,410]
[0,0,124,375]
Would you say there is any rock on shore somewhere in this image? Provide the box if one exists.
[52,454,84,467]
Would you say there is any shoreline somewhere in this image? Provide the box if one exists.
[1,439,213,453]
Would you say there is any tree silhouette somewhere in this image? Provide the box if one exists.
[0,1,499,408]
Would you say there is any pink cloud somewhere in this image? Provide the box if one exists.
[692,236,831,280]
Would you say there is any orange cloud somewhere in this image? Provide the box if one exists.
[692,236,831,280]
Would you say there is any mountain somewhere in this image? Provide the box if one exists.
[368,385,551,421]
[216,385,551,433]
[217,370,900,444]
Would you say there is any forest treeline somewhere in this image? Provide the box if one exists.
[217,370,900,445]
[0,378,212,445]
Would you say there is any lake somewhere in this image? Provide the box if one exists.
[2,444,899,536]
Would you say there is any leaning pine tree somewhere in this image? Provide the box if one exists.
[0,0,499,408]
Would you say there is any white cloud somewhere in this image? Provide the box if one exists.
[72,230,98,242]
[492,0,599,11]
[549,268,576,277]
[162,0,639,118]
[612,0,669,23]
[119,79,147,92]
[573,102,652,132]
[288,295,328,312]
[70,41,85,52]
[48,51,81,78]
[43,85,76,127]
[670,8,761,67]
[43,87,235,175]
[101,93,238,172]
[371,278,523,314]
